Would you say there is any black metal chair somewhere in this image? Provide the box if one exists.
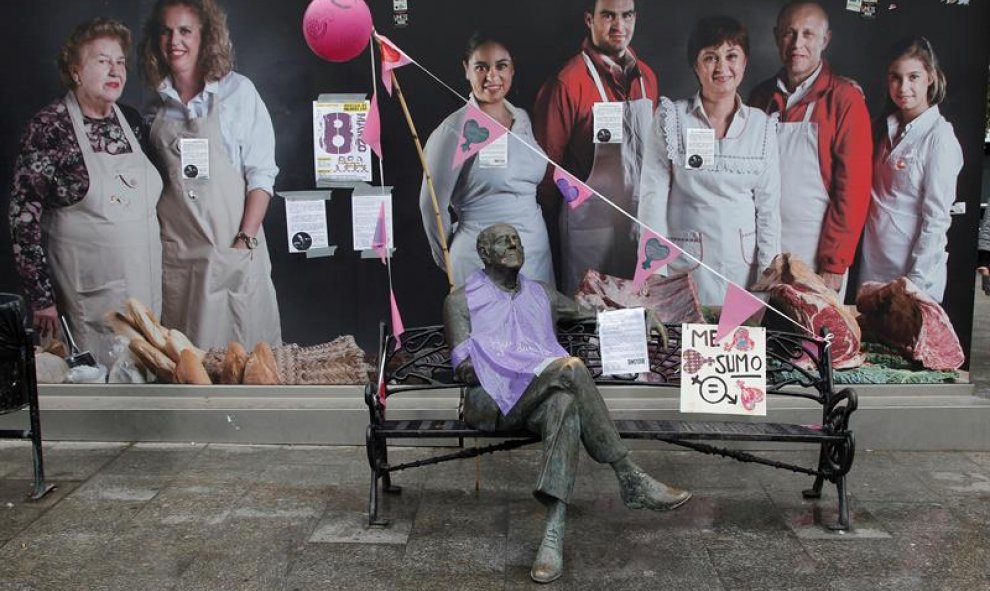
[0,293,54,499]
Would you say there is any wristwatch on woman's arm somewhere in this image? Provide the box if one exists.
[235,231,259,249]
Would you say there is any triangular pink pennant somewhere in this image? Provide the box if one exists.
[715,283,766,342]
[632,229,682,289]
[553,166,593,210]
[363,92,382,158]
[390,289,405,348]
[371,203,388,263]
[377,34,412,95]
[451,104,507,169]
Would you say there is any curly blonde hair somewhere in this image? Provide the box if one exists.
[56,18,132,89]
[140,0,234,88]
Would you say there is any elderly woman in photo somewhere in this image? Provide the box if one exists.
[420,33,554,287]
[637,16,780,306]
[858,36,963,303]
[140,0,281,350]
[9,18,163,367]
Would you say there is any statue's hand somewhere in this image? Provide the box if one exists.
[455,360,479,385]
[645,309,669,350]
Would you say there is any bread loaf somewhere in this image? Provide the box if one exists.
[175,349,211,385]
[243,342,279,385]
[165,329,205,363]
[221,342,248,385]
[129,336,175,382]
[104,311,144,341]
[124,298,167,350]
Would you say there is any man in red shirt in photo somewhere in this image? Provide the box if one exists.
[749,1,872,297]
[533,0,658,295]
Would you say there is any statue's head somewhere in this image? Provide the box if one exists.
[477,223,525,271]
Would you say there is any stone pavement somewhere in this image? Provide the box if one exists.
[2,441,990,590]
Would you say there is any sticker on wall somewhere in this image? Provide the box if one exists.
[680,323,767,416]
[860,0,878,18]
[313,98,373,184]
[845,0,862,12]
[352,190,393,252]
[393,0,409,28]
[285,200,329,253]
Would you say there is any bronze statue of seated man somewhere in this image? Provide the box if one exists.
[443,223,691,584]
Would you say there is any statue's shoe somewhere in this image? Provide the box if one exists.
[618,470,692,512]
[530,528,563,583]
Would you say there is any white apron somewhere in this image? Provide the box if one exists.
[150,95,281,350]
[860,118,950,301]
[45,92,163,367]
[559,53,653,295]
[777,102,847,299]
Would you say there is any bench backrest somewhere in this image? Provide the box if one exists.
[377,320,833,402]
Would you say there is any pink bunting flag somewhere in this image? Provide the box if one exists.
[715,283,766,343]
[553,166,593,210]
[371,202,388,263]
[632,229,681,289]
[362,91,382,158]
[390,289,406,349]
[451,104,508,169]
[377,34,412,95]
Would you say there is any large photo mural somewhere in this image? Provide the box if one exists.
[0,0,987,386]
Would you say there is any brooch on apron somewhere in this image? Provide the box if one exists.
[895,159,907,171]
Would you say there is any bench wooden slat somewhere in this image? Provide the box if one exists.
[378,418,841,443]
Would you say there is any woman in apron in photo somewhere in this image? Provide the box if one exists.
[141,0,281,350]
[420,33,554,288]
[9,19,162,368]
[638,17,780,306]
[858,37,963,303]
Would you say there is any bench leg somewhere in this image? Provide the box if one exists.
[27,389,54,501]
[827,475,850,531]
[366,426,390,527]
[380,443,401,495]
[802,448,826,500]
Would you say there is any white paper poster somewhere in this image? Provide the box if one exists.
[352,192,393,251]
[679,323,767,416]
[598,308,649,375]
[313,100,373,183]
[285,200,329,253]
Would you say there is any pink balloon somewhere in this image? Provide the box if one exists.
[303,0,373,63]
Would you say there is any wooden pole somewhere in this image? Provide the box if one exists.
[388,70,456,293]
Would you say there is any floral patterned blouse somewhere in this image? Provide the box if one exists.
[8,98,145,311]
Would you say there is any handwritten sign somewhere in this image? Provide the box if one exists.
[680,323,767,416]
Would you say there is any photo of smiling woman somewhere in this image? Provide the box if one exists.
[637,16,780,306]
[419,33,554,288]
[857,36,963,303]
[140,0,281,350]
[8,18,163,367]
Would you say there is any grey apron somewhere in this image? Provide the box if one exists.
[150,94,281,350]
[45,92,163,367]
[558,52,653,295]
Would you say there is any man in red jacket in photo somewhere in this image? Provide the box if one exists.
[749,1,872,298]
[533,0,658,295]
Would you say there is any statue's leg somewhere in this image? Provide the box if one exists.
[524,391,581,504]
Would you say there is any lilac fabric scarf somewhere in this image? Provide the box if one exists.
[451,270,568,414]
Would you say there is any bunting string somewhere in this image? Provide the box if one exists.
[370,33,815,338]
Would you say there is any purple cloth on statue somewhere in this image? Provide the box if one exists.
[451,270,568,414]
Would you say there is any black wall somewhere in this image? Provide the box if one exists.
[1,0,988,362]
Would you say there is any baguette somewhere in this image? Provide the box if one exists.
[165,329,205,363]
[243,342,279,385]
[175,349,211,385]
[124,298,167,350]
[129,336,175,382]
[104,311,144,341]
[220,342,248,385]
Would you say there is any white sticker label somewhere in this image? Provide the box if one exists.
[684,128,715,170]
[592,102,624,144]
[180,138,210,180]
[478,134,508,168]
